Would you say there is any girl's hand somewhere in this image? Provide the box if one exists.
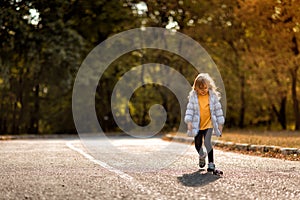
[187,122,192,131]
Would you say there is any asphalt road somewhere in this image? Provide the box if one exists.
[1,137,300,199]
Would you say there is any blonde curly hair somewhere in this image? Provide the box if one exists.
[192,73,220,99]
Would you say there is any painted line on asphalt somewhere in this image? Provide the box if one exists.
[66,141,165,198]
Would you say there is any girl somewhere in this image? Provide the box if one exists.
[184,73,225,171]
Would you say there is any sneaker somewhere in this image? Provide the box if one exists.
[207,162,215,172]
[198,153,206,168]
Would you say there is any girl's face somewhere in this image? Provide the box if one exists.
[196,84,208,96]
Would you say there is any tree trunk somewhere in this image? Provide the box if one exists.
[239,74,246,128]
[0,97,7,133]
[29,84,40,134]
[12,101,18,134]
[272,96,287,130]
[226,40,246,129]
[291,35,300,130]
[290,67,300,130]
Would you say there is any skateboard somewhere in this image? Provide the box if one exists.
[199,168,223,175]
[208,169,223,175]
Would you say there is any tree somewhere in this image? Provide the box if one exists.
[0,0,138,134]
[235,0,300,130]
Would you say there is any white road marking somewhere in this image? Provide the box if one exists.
[66,141,166,198]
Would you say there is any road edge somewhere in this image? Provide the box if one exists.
[162,133,300,157]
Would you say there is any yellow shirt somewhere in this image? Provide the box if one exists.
[198,93,213,130]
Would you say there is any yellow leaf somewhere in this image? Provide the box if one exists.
[17,102,22,109]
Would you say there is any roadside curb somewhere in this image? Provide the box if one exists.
[162,134,300,156]
[0,134,79,140]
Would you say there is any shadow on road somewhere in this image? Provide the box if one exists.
[177,169,222,187]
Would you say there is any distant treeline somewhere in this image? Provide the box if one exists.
[0,0,299,134]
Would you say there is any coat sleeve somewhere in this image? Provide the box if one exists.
[184,98,194,124]
[213,96,225,125]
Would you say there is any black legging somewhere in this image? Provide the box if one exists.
[194,128,214,163]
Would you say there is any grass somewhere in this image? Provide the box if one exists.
[214,130,300,148]
[170,130,300,148]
